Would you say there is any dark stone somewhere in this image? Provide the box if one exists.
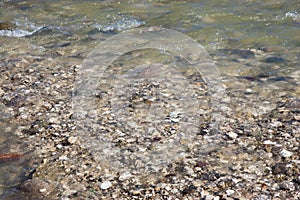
[181,184,196,195]
[45,42,71,48]
[264,57,286,63]
[238,76,261,82]
[229,49,255,59]
[272,163,286,175]
[267,77,294,82]
[152,136,162,142]
[22,128,38,135]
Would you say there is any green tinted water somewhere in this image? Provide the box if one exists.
[1,0,298,73]
[1,0,299,47]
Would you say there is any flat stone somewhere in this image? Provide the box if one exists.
[68,136,77,144]
[226,189,235,196]
[263,140,276,145]
[280,149,293,158]
[119,171,132,181]
[227,132,238,139]
[100,181,112,190]
[264,57,285,63]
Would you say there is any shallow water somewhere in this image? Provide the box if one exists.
[0,104,34,198]
[1,0,299,74]
[0,0,299,198]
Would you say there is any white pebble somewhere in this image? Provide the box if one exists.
[227,132,238,139]
[171,118,180,123]
[100,181,112,190]
[226,189,235,196]
[280,149,293,158]
[263,140,276,145]
[245,88,253,94]
[171,188,178,194]
[39,188,47,193]
[59,155,68,160]
[119,172,132,181]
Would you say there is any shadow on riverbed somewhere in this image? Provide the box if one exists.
[0,104,41,199]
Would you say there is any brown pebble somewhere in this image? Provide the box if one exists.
[0,21,16,30]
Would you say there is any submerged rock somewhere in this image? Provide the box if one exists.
[94,17,145,33]
[264,56,286,63]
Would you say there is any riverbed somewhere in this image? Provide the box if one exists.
[0,0,299,199]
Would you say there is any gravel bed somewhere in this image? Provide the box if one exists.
[0,36,299,199]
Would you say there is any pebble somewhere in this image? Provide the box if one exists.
[204,194,220,200]
[280,149,293,158]
[39,188,47,193]
[245,88,253,94]
[67,136,77,144]
[171,118,180,123]
[227,132,238,139]
[280,181,295,191]
[263,140,276,145]
[226,189,235,196]
[171,188,179,194]
[100,181,112,190]
[59,155,68,160]
[119,171,132,181]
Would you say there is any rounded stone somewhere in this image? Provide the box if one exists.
[280,149,293,158]
[100,181,112,190]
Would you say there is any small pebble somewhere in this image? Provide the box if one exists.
[227,132,238,139]
[100,181,112,190]
[263,140,276,145]
[226,189,235,196]
[39,188,47,193]
[119,172,132,181]
[59,155,68,160]
[245,88,253,94]
[280,149,293,158]
[171,118,180,123]
[68,136,77,144]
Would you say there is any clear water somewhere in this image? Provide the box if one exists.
[1,0,299,79]
[0,0,299,197]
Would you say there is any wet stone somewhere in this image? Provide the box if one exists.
[280,149,293,158]
[264,57,286,63]
[230,49,255,59]
[226,132,238,139]
[100,181,112,190]
[19,177,58,199]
